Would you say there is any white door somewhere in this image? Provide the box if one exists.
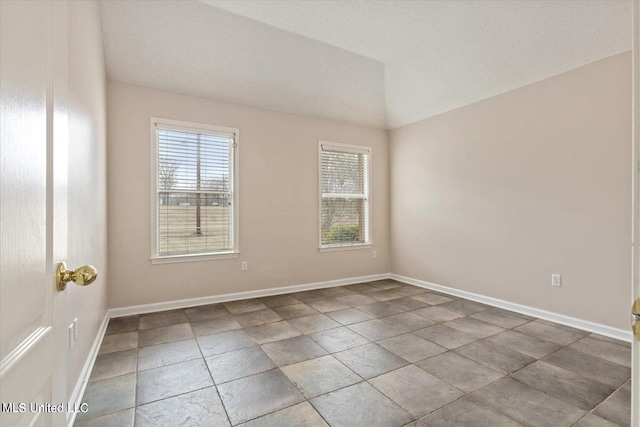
[0,1,69,426]
[633,3,640,427]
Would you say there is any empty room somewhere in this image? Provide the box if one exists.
[1,0,638,426]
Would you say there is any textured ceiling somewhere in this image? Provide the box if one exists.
[100,0,631,130]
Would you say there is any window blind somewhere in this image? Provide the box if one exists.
[156,126,235,256]
[320,144,370,246]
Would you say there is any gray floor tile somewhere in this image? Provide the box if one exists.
[320,286,358,298]
[259,294,300,308]
[90,349,137,382]
[469,377,585,427]
[74,408,134,427]
[455,340,535,374]
[289,313,341,334]
[98,331,138,355]
[76,374,136,421]
[369,280,403,290]
[386,296,429,311]
[410,292,453,305]
[138,323,193,347]
[224,298,268,314]
[190,316,242,336]
[514,320,586,346]
[536,319,589,337]
[414,324,477,349]
[308,326,369,353]
[261,335,327,366]
[588,333,631,348]
[438,299,491,315]
[139,309,188,330]
[378,333,446,363]
[197,329,256,357]
[281,355,362,398]
[443,317,505,338]
[184,303,231,322]
[357,302,405,318]
[274,303,320,320]
[344,283,379,293]
[366,289,403,302]
[85,284,630,427]
[335,294,377,307]
[573,414,621,427]
[370,365,463,418]
[310,381,412,427]
[135,387,229,427]
[569,335,631,368]
[307,298,350,313]
[245,320,302,344]
[238,402,328,427]
[136,359,212,405]
[348,319,406,341]
[325,307,374,325]
[486,330,561,359]
[289,290,332,303]
[543,348,631,388]
[511,361,615,410]
[234,308,282,327]
[412,306,465,322]
[593,381,631,426]
[105,316,139,336]
[205,345,276,384]
[217,369,304,425]
[417,351,503,393]
[412,397,522,427]
[137,338,201,371]
[381,312,435,331]
[334,343,408,379]
[390,285,425,297]
[470,308,534,329]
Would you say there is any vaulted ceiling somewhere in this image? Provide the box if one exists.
[99,0,631,130]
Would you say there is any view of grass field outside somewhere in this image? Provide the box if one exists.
[320,147,369,246]
[157,127,234,256]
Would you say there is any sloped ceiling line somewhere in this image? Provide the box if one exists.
[99,0,631,130]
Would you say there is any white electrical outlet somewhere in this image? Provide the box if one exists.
[551,274,562,287]
[241,261,248,271]
[372,250,377,259]
[73,318,78,341]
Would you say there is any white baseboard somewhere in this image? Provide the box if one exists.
[108,273,391,318]
[390,274,633,343]
[67,312,110,427]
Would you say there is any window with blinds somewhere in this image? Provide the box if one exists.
[151,118,238,260]
[319,142,371,248]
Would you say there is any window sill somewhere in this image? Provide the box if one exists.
[150,252,239,264]
[319,244,373,253]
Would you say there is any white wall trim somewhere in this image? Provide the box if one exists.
[108,273,391,318]
[66,312,110,427]
[391,274,633,343]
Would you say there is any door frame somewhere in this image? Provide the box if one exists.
[631,2,639,426]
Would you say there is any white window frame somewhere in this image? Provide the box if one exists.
[150,117,240,264]
[318,140,373,252]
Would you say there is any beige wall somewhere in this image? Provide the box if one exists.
[67,1,108,397]
[107,82,389,308]
[390,52,632,330]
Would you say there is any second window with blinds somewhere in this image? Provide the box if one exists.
[150,118,239,263]
[319,141,372,250]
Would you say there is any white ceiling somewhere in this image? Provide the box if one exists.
[100,0,631,130]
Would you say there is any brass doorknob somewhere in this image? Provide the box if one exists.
[56,262,97,292]
[633,298,640,341]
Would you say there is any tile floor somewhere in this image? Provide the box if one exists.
[74,280,632,427]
